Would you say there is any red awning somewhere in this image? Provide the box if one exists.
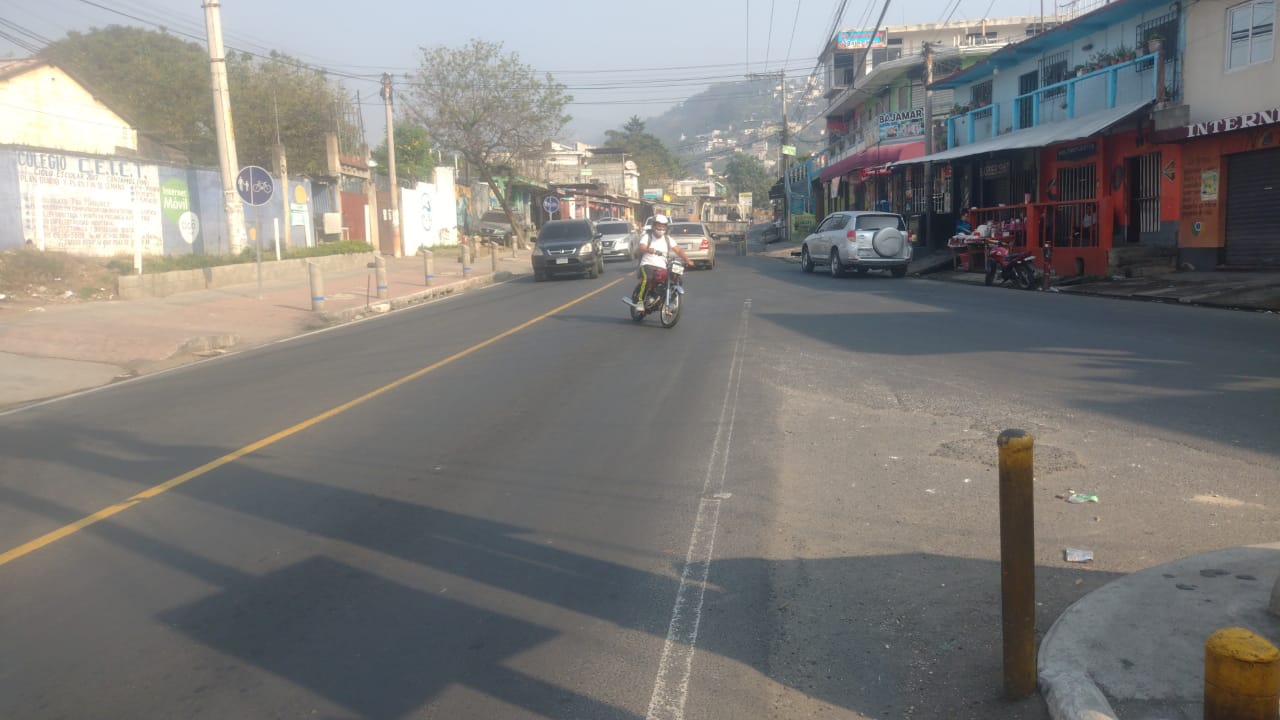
[819,141,925,183]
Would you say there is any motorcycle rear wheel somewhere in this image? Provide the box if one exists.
[1014,263,1036,289]
[984,262,998,286]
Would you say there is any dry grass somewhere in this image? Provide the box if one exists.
[0,248,123,304]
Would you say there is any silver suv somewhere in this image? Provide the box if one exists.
[799,211,911,278]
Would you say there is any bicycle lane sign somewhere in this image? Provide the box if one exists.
[236,165,275,206]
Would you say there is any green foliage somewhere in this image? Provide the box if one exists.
[228,52,357,178]
[722,153,773,209]
[41,29,356,175]
[41,26,216,163]
[402,39,571,247]
[371,122,437,185]
[602,116,684,191]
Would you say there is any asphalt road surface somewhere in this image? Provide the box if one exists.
[1,249,1277,719]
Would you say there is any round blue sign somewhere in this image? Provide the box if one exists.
[542,195,561,214]
[236,165,275,206]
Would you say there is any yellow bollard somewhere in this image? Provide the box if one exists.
[1205,627,1280,720]
[998,428,1036,699]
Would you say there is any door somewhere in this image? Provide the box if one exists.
[1225,148,1280,266]
[1017,71,1039,129]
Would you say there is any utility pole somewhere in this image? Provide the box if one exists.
[749,69,789,240]
[923,42,935,249]
[380,73,402,257]
[202,0,247,254]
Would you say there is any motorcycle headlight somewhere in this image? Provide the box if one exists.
[578,242,594,255]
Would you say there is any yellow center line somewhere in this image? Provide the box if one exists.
[0,278,625,567]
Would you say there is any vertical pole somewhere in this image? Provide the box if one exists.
[381,73,403,258]
[423,249,434,287]
[923,42,935,249]
[462,243,471,278]
[202,0,248,253]
[374,254,388,299]
[308,261,325,311]
[273,141,291,251]
[273,217,281,261]
[998,429,1037,699]
[780,69,790,243]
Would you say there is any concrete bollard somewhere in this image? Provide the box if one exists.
[423,250,434,287]
[308,261,325,312]
[491,241,498,273]
[374,254,388,299]
[998,429,1036,699]
[462,243,472,278]
[1205,627,1280,720]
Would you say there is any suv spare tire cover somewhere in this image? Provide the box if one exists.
[872,227,905,258]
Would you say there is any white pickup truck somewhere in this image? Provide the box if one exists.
[700,204,748,243]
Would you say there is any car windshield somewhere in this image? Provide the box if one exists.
[597,222,630,235]
[538,222,589,240]
[855,215,906,231]
[669,224,704,236]
[481,211,510,223]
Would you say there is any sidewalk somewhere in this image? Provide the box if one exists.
[0,246,531,411]
[754,237,1280,312]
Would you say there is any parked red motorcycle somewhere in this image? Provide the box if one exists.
[985,240,1039,290]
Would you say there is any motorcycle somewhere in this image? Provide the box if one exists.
[985,239,1039,290]
[624,255,685,328]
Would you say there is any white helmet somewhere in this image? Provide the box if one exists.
[652,214,670,226]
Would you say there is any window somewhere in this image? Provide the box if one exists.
[1040,50,1069,98]
[971,79,993,108]
[1228,0,1274,69]
[897,85,910,110]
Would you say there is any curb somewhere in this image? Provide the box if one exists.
[318,271,510,324]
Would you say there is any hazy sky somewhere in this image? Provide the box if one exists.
[1,0,1051,143]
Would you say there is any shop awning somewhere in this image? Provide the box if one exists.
[819,141,925,182]
[894,100,1151,166]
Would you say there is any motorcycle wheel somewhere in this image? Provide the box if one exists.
[1014,264,1036,289]
[984,262,998,287]
[659,291,681,328]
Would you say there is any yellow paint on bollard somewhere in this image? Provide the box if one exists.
[1205,627,1280,720]
[998,429,1036,699]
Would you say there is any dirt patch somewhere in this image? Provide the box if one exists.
[0,249,123,307]
[932,437,1084,474]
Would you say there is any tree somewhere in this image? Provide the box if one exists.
[372,122,436,186]
[722,153,773,217]
[602,116,684,193]
[41,26,216,163]
[402,39,570,248]
[228,51,357,178]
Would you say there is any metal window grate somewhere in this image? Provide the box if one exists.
[1040,50,1069,99]
[1137,152,1162,234]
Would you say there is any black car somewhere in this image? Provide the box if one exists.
[478,210,516,246]
[531,219,604,281]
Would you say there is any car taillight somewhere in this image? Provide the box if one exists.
[700,238,709,249]
[847,230,858,240]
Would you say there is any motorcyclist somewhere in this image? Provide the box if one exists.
[627,214,690,309]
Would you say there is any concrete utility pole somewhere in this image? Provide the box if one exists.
[923,42,935,249]
[749,69,789,240]
[202,0,248,254]
[380,73,402,257]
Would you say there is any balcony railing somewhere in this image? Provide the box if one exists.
[945,51,1166,148]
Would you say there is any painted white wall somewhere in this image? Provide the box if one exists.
[1182,0,1279,123]
[0,64,137,155]
[401,165,459,254]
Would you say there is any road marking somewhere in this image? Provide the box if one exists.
[0,278,625,568]
[647,299,751,720]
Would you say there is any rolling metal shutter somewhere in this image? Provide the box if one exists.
[1225,148,1280,267]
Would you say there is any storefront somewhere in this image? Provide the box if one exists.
[1158,108,1280,268]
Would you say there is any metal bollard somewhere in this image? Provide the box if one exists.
[998,429,1036,699]
[374,254,388,299]
[308,261,325,312]
[462,243,471,278]
[423,249,434,287]
[1205,627,1280,720]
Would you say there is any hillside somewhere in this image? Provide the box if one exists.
[639,77,826,171]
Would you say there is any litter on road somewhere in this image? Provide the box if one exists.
[1064,548,1094,563]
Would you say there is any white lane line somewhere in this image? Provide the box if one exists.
[646,300,751,720]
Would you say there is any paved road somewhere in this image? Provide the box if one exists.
[1,250,1276,719]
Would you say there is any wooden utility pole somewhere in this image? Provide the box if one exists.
[381,73,403,257]
[202,0,248,254]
